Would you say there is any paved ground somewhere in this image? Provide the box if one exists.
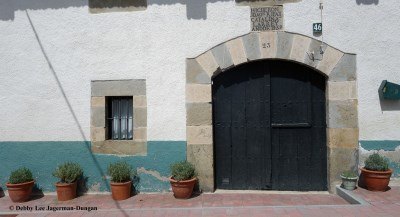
[0,187,399,216]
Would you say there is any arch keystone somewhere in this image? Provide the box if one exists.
[259,31,278,59]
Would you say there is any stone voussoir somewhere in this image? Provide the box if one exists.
[329,53,357,82]
[186,58,212,84]
[212,43,234,70]
[276,31,294,59]
[226,37,247,66]
[289,34,312,63]
[303,39,327,68]
[196,50,219,78]
[317,46,344,76]
[242,32,261,61]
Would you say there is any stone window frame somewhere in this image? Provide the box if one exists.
[91,79,147,156]
[186,31,358,193]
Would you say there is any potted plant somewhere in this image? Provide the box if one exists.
[53,162,83,201]
[340,170,358,190]
[360,153,392,191]
[169,161,196,199]
[6,167,35,202]
[108,161,136,201]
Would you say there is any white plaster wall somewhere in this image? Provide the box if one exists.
[0,0,399,141]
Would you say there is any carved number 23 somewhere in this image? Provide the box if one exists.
[262,43,271,48]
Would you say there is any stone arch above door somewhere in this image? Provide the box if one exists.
[186,31,358,193]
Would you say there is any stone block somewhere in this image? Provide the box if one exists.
[276,32,294,59]
[91,97,105,107]
[196,51,219,78]
[91,141,147,156]
[328,147,358,191]
[242,33,261,61]
[91,106,105,127]
[186,103,212,126]
[134,108,147,127]
[212,44,234,70]
[303,39,327,68]
[91,127,105,142]
[91,80,146,97]
[226,38,247,66]
[317,46,344,76]
[186,58,211,84]
[328,128,359,149]
[259,31,277,59]
[133,95,147,108]
[134,127,147,142]
[187,126,213,145]
[329,54,357,82]
[328,81,357,100]
[186,84,212,103]
[289,34,312,63]
[328,100,358,128]
[187,144,214,192]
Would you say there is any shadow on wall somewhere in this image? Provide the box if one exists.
[356,0,379,5]
[379,98,400,112]
[0,0,233,21]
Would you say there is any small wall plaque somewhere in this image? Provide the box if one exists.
[313,23,322,33]
[251,6,284,31]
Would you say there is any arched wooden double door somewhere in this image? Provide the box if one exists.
[213,60,327,191]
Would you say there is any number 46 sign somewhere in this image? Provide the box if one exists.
[313,23,322,33]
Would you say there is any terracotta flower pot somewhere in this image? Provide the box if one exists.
[110,180,131,201]
[6,180,35,202]
[360,167,392,191]
[55,181,77,201]
[169,177,196,199]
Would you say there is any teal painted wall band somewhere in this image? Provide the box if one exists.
[0,141,186,192]
[359,140,400,151]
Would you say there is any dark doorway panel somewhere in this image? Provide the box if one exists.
[213,60,327,191]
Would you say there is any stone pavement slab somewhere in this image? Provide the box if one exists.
[0,187,399,216]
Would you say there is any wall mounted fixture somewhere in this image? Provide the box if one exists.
[379,80,400,100]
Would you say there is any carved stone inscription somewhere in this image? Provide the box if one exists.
[251,6,283,31]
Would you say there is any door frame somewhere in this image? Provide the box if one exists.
[185,31,358,193]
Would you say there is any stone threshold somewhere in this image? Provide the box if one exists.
[213,189,329,195]
[335,185,369,205]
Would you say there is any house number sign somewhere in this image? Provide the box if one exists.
[251,6,283,31]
